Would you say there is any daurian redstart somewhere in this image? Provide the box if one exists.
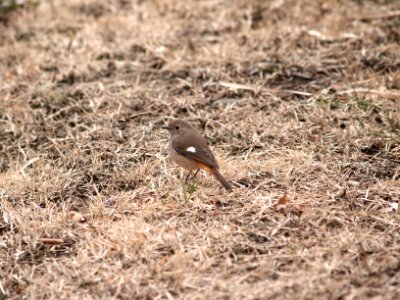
[162,120,232,191]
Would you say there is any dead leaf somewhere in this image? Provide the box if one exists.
[273,192,288,210]
[273,193,307,213]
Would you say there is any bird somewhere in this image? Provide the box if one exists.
[162,119,232,191]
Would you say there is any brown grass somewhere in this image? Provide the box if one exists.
[1,0,400,299]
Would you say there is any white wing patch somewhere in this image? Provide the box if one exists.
[186,146,196,153]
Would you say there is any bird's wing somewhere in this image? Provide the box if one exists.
[171,134,219,169]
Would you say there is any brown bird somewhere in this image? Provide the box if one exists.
[162,120,232,191]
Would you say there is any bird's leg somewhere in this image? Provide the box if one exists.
[185,171,192,183]
[191,169,200,180]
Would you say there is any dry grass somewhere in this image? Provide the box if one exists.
[1,0,400,299]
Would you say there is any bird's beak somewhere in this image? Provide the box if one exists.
[161,125,168,130]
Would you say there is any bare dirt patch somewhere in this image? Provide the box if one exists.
[1,0,400,299]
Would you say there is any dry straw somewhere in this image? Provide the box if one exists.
[1,0,399,299]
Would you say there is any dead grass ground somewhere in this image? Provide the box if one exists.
[1,0,400,299]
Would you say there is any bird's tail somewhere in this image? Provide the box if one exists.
[212,168,232,191]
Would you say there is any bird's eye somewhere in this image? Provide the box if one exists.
[175,126,180,130]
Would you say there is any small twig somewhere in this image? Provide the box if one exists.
[337,88,400,100]
[285,89,313,96]
[129,111,152,120]
[219,81,256,92]
[40,238,64,245]
[358,11,400,21]
[219,81,312,96]
[0,281,6,297]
